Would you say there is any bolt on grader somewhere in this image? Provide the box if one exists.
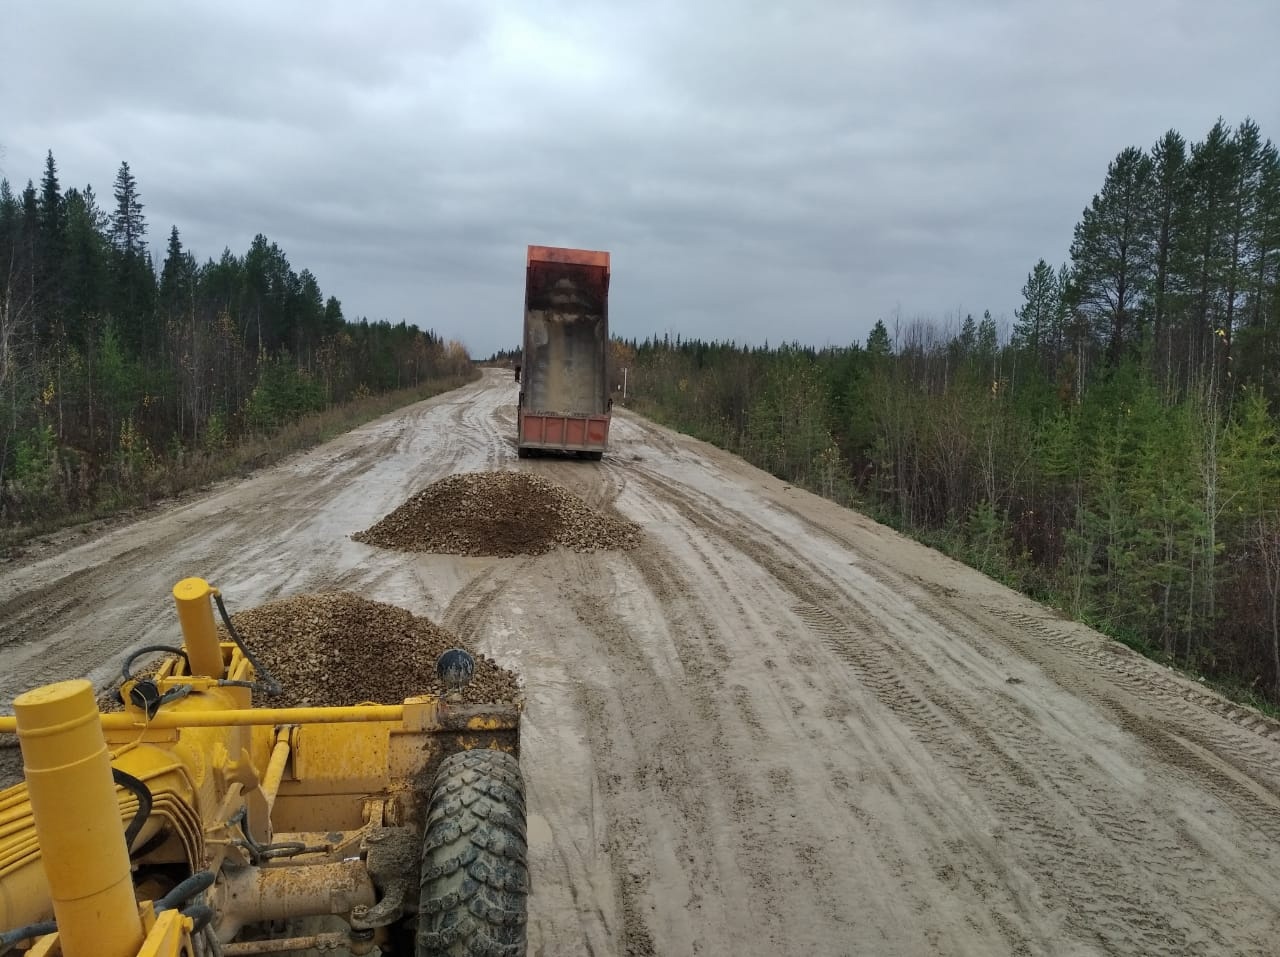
[0,578,527,957]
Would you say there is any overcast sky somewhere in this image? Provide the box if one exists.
[4,1,1279,357]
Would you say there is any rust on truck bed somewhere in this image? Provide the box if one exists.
[526,246,610,269]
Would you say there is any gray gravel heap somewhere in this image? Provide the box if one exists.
[354,471,641,557]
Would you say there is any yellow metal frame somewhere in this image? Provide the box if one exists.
[0,576,522,957]
[171,577,225,679]
[13,680,145,957]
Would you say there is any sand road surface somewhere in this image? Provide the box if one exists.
[3,370,1280,955]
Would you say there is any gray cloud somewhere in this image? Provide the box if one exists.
[4,0,1278,356]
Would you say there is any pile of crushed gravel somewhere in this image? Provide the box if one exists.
[354,471,642,556]
[217,592,522,707]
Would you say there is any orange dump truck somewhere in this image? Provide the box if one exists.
[517,245,612,460]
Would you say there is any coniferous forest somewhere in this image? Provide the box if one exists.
[622,118,1280,705]
[1,153,472,530]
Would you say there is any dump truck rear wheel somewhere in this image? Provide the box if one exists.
[516,447,532,459]
[416,749,528,957]
[584,451,603,461]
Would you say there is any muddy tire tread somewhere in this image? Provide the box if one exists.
[417,749,528,957]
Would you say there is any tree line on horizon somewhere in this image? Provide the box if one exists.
[624,117,1280,705]
[0,152,471,527]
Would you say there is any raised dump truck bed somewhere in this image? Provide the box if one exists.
[518,245,611,459]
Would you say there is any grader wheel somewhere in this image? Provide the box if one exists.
[417,749,529,957]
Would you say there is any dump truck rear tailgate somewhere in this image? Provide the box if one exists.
[519,245,611,455]
[518,411,611,451]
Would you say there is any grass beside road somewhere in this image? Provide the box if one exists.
[2,373,477,554]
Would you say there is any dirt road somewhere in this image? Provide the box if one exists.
[4,370,1280,955]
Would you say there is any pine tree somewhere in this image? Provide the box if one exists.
[1172,120,1236,386]
[1069,146,1155,365]
[1222,120,1265,364]
[1236,140,1280,388]
[1048,263,1073,376]
[1148,131,1187,385]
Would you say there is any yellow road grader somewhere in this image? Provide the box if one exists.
[0,578,526,957]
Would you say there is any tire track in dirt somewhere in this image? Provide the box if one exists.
[984,606,1280,748]
[776,532,1280,953]
[788,588,1274,953]
[610,475,1034,953]
[626,462,1280,955]
[440,557,534,642]
[910,596,1280,856]
[563,542,800,955]
[782,494,1280,755]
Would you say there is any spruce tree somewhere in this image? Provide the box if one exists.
[62,186,111,347]
[159,225,196,321]
[1013,259,1059,372]
[957,313,976,355]
[1219,388,1280,688]
[0,179,18,281]
[866,319,891,357]
[19,182,38,320]
[36,151,67,336]
[109,161,145,256]
[108,162,155,351]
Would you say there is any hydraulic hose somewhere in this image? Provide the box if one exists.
[212,594,282,697]
[122,645,190,682]
[229,807,317,864]
[180,903,214,933]
[154,871,215,913]
[110,767,152,853]
[1,892,214,951]
[0,920,57,951]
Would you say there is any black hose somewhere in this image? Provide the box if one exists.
[0,920,56,950]
[257,841,309,860]
[111,767,152,852]
[155,871,215,913]
[122,645,190,681]
[128,827,169,860]
[212,593,281,696]
[229,806,317,863]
